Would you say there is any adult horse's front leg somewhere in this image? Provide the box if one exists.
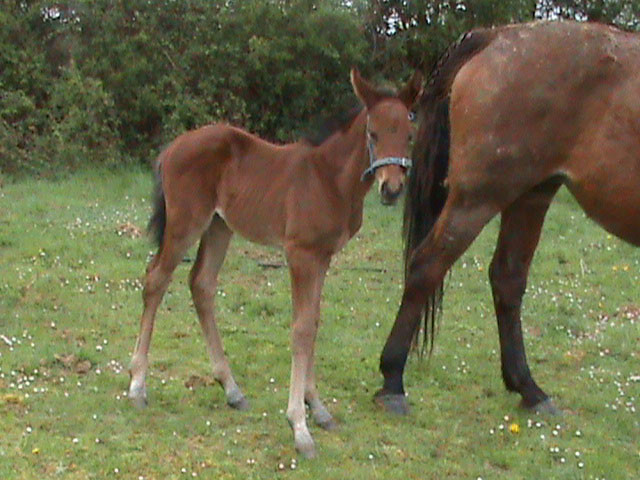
[285,246,330,458]
[376,196,498,414]
[489,181,561,414]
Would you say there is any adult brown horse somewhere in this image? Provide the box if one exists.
[375,20,640,416]
[127,69,422,457]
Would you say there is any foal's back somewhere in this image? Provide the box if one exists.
[161,123,315,247]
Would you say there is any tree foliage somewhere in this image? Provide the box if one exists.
[1,0,368,174]
[362,0,638,77]
[1,0,638,175]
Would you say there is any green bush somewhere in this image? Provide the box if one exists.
[0,67,124,175]
[46,65,123,169]
[4,0,636,176]
[0,89,44,175]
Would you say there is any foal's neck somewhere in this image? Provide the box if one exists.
[315,110,374,200]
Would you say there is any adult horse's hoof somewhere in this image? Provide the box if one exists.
[524,398,562,416]
[374,390,409,415]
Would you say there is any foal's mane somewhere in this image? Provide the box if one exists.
[301,104,363,146]
[301,86,398,147]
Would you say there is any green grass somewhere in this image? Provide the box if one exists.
[1,169,638,479]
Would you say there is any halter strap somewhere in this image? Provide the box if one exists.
[361,134,412,181]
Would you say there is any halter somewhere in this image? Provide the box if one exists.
[361,122,412,182]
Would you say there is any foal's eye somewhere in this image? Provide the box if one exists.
[408,111,416,122]
[369,131,378,142]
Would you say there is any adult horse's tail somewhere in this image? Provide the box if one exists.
[404,29,496,352]
[148,149,168,248]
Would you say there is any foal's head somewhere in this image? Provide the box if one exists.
[351,68,423,205]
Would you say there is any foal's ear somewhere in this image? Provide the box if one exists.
[350,68,383,108]
[398,70,423,108]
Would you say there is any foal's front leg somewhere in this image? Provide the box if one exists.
[285,246,330,459]
[304,343,337,430]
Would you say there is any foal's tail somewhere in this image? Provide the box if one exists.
[148,149,167,248]
[404,28,496,353]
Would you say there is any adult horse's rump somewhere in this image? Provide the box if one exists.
[376,21,640,415]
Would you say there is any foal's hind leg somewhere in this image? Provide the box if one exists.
[489,181,561,414]
[189,215,247,410]
[128,232,196,407]
[377,194,499,414]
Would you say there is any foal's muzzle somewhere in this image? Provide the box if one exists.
[380,180,404,205]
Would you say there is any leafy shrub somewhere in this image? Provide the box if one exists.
[46,65,123,170]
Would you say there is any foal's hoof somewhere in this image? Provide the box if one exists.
[524,398,562,416]
[129,394,148,409]
[316,416,338,431]
[227,394,250,411]
[374,390,409,415]
[295,433,317,459]
[312,406,337,430]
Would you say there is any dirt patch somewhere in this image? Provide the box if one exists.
[116,222,143,238]
[53,353,92,375]
[184,375,215,391]
[617,304,640,322]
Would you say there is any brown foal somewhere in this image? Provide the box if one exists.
[128,69,422,457]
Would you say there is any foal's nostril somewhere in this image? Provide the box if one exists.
[381,182,403,205]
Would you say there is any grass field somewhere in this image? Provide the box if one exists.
[0,168,638,479]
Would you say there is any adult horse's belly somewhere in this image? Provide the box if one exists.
[560,78,640,246]
[564,171,640,247]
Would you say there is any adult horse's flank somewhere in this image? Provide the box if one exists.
[128,69,422,458]
[376,21,640,415]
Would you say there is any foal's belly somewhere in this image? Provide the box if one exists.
[214,163,363,253]
[214,165,290,247]
[215,203,284,247]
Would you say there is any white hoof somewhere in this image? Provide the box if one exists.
[128,379,147,408]
[294,430,317,459]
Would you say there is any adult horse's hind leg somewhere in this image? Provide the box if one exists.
[189,215,248,410]
[128,231,196,407]
[489,180,561,414]
[377,193,499,414]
